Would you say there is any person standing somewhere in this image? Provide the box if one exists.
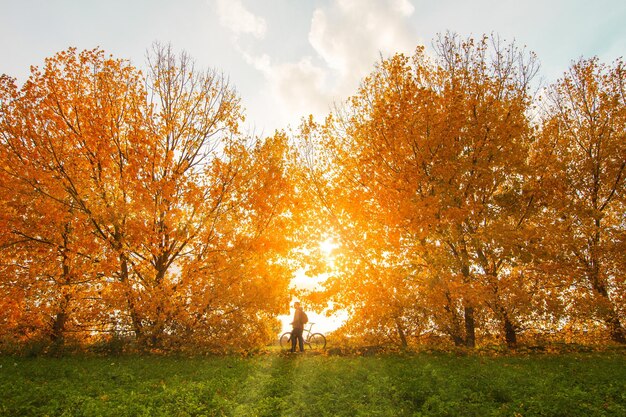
[290,302,306,352]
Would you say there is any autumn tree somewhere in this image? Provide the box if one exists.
[110,43,245,347]
[426,34,543,347]
[2,39,624,353]
[302,34,545,348]
[104,44,299,350]
[171,131,300,350]
[295,114,424,348]
[0,47,297,352]
[0,53,145,346]
[539,57,626,343]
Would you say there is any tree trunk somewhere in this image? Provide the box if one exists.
[51,235,72,345]
[119,252,142,340]
[444,291,466,346]
[503,315,517,348]
[606,313,626,344]
[458,240,476,348]
[590,264,625,344]
[588,211,625,343]
[451,334,465,347]
[395,318,408,348]
[50,310,68,344]
[464,305,476,348]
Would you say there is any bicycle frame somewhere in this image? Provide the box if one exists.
[279,323,327,350]
[302,323,316,342]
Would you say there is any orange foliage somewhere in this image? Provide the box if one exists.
[536,57,626,344]
[296,34,624,349]
[0,47,296,352]
[0,36,624,353]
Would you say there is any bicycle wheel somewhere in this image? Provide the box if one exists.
[307,333,326,350]
[279,332,292,349]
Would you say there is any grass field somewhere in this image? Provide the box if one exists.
[1,350,625,416]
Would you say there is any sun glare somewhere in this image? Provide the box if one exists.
[278,239,346,335]
[319,238,338,257]
[279,303,348,335]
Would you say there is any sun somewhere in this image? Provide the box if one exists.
[276,238,346,335]
[319,237,338,258]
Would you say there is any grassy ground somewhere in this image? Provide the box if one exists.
[1,351,625,416]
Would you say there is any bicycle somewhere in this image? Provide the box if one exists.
[279,323,327,350]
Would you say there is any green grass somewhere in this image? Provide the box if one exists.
[1,351,625,416]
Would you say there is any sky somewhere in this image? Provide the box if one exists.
[1,0,625,136]
[1,0,625,334]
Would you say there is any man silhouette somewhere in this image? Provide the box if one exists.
[290,302,305,352]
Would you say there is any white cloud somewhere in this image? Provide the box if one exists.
[294,0,418,124]
[220,0,417,131]
[269,58,331,117]
[241,49,329,111]
[240,49,332,130]
[390,0,415,16]
[308,0,416,88]
[215,0,266,39]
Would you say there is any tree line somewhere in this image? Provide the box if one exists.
[0,44,304,353]
[297,34,625,349]
[0,34,624,352]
